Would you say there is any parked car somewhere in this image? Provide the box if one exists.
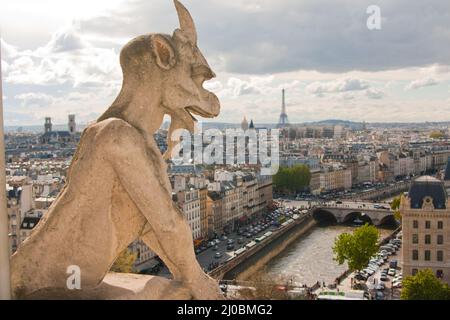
[380,274,388,281]
[212,245,219,251]
[388,268,396,276]
[364,269,375,276]
[214,252,222,259]
[389,260,398,269]
[355,273,367,281]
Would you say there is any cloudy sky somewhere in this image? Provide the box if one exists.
[1,0,450,126]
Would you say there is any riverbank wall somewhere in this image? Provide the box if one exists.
[209,214,317,280]
[232,218,317,281]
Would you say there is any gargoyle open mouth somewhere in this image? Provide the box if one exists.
[186,105,214,121]
[185,92,220,121]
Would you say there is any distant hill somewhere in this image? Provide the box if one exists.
[5,119,450,133]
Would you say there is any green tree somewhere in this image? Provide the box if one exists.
[273,165,311,195]
[110,249,137,273]
[430,131,445,139]
[391,196,402,221]
[333,224,380,272]
[401,269,450,300]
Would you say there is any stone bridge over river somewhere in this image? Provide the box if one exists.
[312,201,396,226]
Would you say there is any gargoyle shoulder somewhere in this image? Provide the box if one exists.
[92,118,145,151]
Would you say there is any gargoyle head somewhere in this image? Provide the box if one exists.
[106,0,220,134]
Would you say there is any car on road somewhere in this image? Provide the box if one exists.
[389,260,398,269]
[364,268,375,276]
[214,252,222,259]
[237,238,244,244]
[212,245,219,251]
[354,273,367,281]
[393,275,402,282]
[226,244,235,251]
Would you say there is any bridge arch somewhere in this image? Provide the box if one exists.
[342,211,373,225]
[377,213,397,227]
[312,208,338,224]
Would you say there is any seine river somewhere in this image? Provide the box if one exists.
[264,225,392,286]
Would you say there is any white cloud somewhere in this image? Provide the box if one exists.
[306,78,369,97]
[0,39,19,59]
[226,75,275,97]
[365,88,384,100]
[405,77,439,90]
[2,0,450,125]
[3,29,120,87]
[14,92,55,108]
[423,64,450,75]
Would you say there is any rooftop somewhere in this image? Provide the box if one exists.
[408,176,447,209]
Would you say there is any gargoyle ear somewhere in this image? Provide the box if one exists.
[152,35,177,70]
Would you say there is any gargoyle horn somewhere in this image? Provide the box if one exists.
[174,0,197,44]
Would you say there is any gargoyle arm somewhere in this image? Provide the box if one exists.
[101,119,201,281]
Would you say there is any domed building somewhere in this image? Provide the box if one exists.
[400,176,450,284]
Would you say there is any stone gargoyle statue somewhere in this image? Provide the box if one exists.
[11,0,222,300]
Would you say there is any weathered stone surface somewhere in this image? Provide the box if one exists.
[10,0,222,300]
[22,273,192,300]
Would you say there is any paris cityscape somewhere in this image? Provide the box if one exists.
[1,0,450,306]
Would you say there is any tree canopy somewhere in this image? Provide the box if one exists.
[430,131,445,139]
[401,269,450,300]
[391,196,402,221]
[273,165,311,195]
[333,224,380,272]
[110,249,137,273]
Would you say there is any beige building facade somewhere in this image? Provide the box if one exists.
[401,176,450,284]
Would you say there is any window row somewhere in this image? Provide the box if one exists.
[413,220,444,229]
[412,249,444,262]
[412,234,444,245]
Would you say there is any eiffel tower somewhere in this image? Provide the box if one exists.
[277,89,289,128]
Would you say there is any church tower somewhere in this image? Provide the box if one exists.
[44,117,52,133]
[68,114,76,135]
[241,116,249,131]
